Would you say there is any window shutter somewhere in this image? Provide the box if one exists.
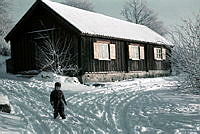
[140,46,145,59]
[162,48,166,60]
[154,48,157,60]
[110,44,116,59]
[93,43,99,59]
[129,45,133,59]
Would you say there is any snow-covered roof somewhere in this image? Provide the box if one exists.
[41,0,171,45]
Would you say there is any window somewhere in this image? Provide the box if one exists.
[99,44,109,60]
[129,45,139,60]
[154,47,162,60]
[140,46,145,59]
[93,42,116,60]
[162,48,166,60]
[154,47,167,60]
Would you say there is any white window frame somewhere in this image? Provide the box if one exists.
[129,44,140,60]
[99,43,109,60]
[154,47,162,60]
[93,42,116,61]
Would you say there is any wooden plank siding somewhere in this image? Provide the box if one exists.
[146,44,171,71]
[80,37,171,73]
[11,34,35,72]
[10,5,80,73]
[127,43,146,72]
[80,36,127,73]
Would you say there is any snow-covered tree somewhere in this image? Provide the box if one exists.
[170,12,200,93]
[35,30,79,76]
[61,0,94,11]
[121,0,167,36]
[0,0,12,56]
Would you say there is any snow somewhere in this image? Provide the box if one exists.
[0,56,200,133]
[0,56,23,80]
[30,71,93,92]
[0,56,9,76]
[0,95,9,105]
[40,0,171,45]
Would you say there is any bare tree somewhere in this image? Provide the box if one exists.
[0,0,9,16]
[0,0,11,37]
[121,0,167,36]
[61,0,94,11]
[170,12,200,93]
[34,30,79,76]
[0,0,12,55]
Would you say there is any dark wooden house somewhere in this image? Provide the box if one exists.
[5,0,172,82]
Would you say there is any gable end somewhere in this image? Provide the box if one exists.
[5,0,81,42]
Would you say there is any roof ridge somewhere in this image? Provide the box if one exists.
[5,0,171,45]
[41,0,146,28]
[40,0,171,45]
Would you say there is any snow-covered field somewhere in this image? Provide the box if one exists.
[0,56,200,134]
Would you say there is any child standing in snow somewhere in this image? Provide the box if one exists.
[50,82,67,119]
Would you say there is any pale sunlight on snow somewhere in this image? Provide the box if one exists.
[0,56,200,134]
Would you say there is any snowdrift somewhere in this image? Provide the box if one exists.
[0,56,200,134]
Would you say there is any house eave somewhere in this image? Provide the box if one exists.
[81,33,172,47]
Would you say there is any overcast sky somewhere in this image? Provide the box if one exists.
[10,0,200,28]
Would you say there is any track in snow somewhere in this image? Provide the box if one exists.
[0,76,200,134]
